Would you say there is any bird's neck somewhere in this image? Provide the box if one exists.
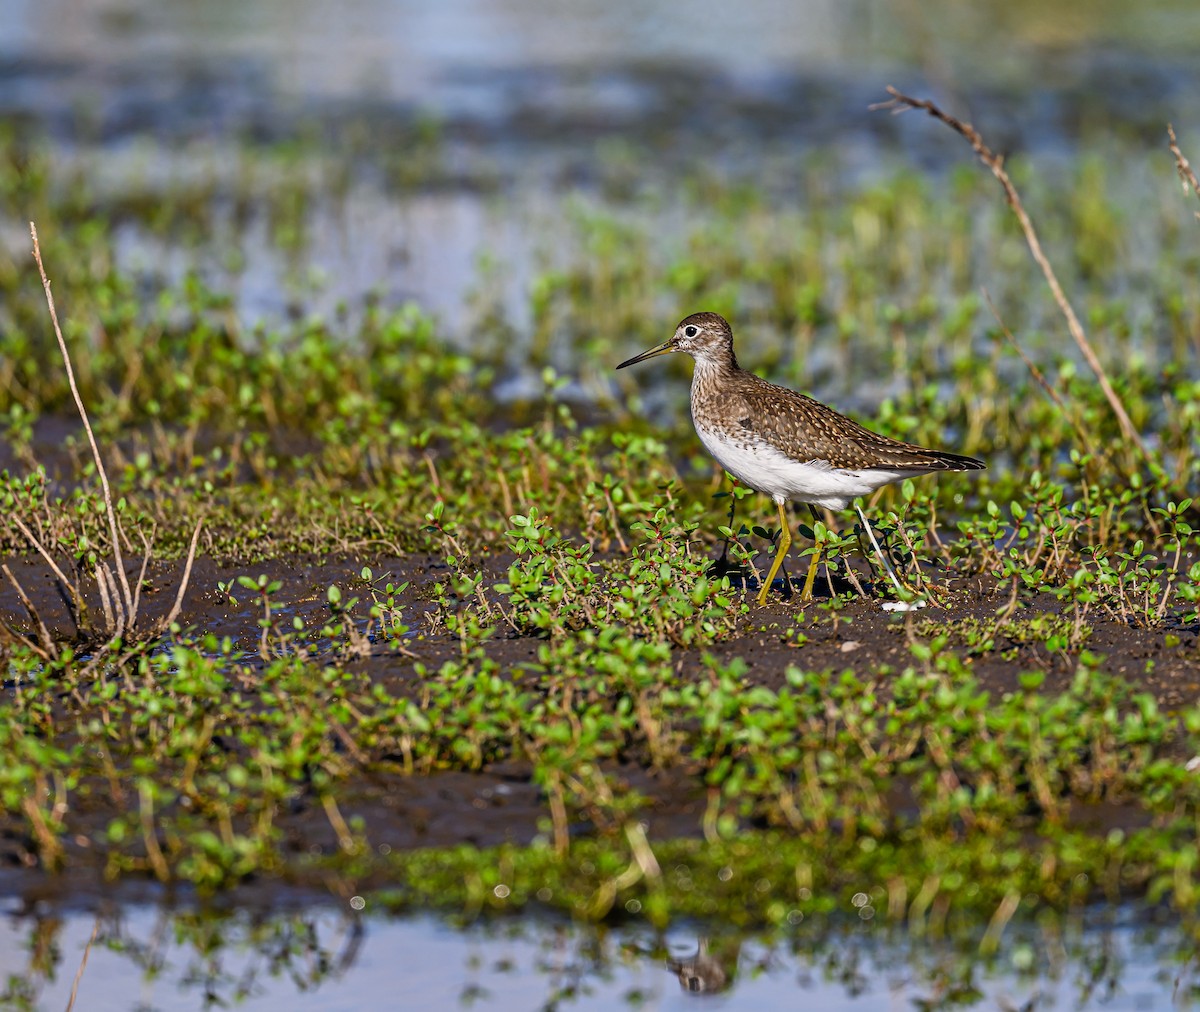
[689,351,740,409]
[690,348,739,383]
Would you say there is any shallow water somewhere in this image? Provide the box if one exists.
[5,0,1200,109]
[3,0,1200,347]
[1,897,1195,1011]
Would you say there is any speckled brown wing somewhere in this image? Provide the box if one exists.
[729,374,986,472]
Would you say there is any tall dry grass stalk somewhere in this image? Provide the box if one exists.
[0,223,204,663]
[874,87,1150,472]
[1168,124,1200,213]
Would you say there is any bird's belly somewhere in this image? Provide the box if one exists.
[696,428,913,510]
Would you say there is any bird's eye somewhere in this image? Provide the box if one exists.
[684,325,698,338]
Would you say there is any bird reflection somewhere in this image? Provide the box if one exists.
[667,937,741,994]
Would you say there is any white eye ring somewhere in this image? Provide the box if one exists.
[684,325,698,337]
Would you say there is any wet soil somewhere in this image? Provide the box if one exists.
[2,548,1198,902]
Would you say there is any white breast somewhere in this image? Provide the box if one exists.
[695,426,919,511]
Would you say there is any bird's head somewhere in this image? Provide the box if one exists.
[616,312,735,370]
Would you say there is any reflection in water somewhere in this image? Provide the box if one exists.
[0,897,1195,1010]
[667,936,741,994]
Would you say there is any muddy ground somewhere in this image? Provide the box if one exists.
[2,549,1199,903]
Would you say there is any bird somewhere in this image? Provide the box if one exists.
[616,312,985,605]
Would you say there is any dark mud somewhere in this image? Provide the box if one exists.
[5,548,1198,700]
[3,545,1198,905]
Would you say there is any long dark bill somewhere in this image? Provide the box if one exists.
[615,341,675,370]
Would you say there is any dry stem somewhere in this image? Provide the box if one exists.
[322,793,358,853]
[874,87,1148,464]
[24,224,203,649]
[30,222,136,620]
[21,789,65,870]
[11,514,83,631]
[1,564,58,659]
[138,781,171,882]
[163,518,204,629]
[982,289,1099,460]
[64,916,100,1012]
[1168,124,1200,213]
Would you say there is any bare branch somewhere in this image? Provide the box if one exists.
[875,87,1148,463]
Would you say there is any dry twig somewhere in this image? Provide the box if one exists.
[11,515,83,631]
[1168,123,1200,216]
[23,224,203,652]
[30,222,136,619]
[64,916,101,1012]
[163,518,204,630]
[0,565,57,660]
[874,87,1148,464]
[981,289,1099,460]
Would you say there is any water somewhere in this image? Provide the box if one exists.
[4,0,1200,109]
[1,898,1195,1010]
[2,0,1200,344]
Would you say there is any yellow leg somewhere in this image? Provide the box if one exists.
[757,500,792,606]
[799,538,822,601]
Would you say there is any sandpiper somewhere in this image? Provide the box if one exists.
[617,312,985,605]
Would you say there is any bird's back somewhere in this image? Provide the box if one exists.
[692,366,985,474]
